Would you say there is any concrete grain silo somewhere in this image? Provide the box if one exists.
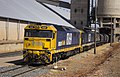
[98,0,120,42]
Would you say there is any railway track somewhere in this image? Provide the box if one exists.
[0,64,47,77]
[0,65,26,74]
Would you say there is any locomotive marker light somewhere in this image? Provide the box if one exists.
[41,26,47,29]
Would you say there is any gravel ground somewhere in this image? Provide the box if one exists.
[85,45,120,77]
[0,65,50,77]
[39,43,120,77]
[18,66,50,77]
[0,65,22,77]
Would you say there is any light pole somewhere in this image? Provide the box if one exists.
[110,17,112,46]
[94,0,98,54]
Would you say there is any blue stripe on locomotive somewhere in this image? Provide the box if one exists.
[54,26,80,50]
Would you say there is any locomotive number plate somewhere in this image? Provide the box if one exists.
[32,41,43,46]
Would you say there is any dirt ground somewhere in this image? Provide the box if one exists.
[40,43,120,77]
[85,45,120,77]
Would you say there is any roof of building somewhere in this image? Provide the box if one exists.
[44,3,70,20]
[60,0,71,3]
[0,0,74,28]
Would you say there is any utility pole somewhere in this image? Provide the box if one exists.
[110,17,112,46]
[94,0,97,54]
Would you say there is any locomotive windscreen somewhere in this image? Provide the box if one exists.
[25,29,53,38]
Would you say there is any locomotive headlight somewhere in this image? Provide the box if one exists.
[26,43,30,47]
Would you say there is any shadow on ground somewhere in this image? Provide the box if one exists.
[6,59,26,65]
[0,51,22,58]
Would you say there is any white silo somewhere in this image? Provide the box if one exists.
[97,0,120,42]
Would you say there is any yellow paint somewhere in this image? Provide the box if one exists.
[62,40,65,45]
[50,45,82,55]
[80,30,83,52]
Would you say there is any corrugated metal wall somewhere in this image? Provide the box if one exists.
[8,20,18,40]
[0,18,6,40]
[0,17,28,41]
[19,21,28,40]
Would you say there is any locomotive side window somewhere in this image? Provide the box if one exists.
[25,29,53,38]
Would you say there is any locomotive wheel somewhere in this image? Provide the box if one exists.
[23,53,33,64]
[40,54,50,64]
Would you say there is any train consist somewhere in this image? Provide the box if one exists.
[23,24,83,64]
[23,24,110,64]
[82,29,109,50]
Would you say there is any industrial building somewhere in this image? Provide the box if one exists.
[70,0,120,42]
[70,0,89,29]
[98,0,120,42]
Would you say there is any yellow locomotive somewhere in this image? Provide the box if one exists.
[23,24,83,64]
